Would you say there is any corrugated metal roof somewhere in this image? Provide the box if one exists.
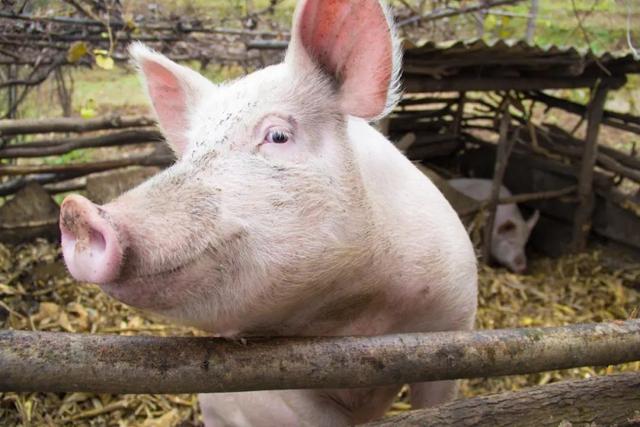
[401,39,639,91]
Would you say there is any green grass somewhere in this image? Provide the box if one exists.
[42,149,92,166]
[72,67,148,113]
[479,0,639,51]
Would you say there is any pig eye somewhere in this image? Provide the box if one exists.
[265,128,290,144]
[497,221,517,234]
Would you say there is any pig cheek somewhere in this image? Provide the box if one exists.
[493,240,515,269]
[99,262,214,312]
[260,142,304,163]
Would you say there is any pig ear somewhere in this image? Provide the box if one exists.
[285,0,401,120]
[130,43,214,156]
[527,210,540,233]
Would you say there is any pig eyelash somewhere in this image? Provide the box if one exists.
[264,127,292,144]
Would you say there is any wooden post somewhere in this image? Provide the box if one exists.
[571,81,609,251]
[451,91,466,136]
[482,96,514,264]
[6,64,17,119]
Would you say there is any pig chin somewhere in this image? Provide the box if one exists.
[99,255,213,313]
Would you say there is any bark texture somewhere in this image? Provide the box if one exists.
[0,115,154,136]
[1,320,639,394]
[363,372,640,427]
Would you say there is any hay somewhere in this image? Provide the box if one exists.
[1,239,638,425]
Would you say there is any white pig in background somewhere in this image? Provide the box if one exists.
[448,178,540,273]
[59,0,478,425]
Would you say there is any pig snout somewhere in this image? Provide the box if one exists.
[511,254,527,273]
[60,195,124,284]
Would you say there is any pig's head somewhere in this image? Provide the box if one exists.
[492,210,540,274]
[59,0,401,334]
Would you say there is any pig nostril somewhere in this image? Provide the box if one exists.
[89,228,107,254]
[59,194,123,284]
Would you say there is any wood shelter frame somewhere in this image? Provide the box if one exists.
[400,39,639,255]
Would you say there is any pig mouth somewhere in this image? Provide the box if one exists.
[99,249,211,311]
[129,261,188,281]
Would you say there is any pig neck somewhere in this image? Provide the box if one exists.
[276,118,452,337]
[327,117,473,337]
[243,118,472,338]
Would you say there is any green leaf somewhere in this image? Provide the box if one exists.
[485,15,497,32]
[67,41,88,63]
[80,99,97,119]
[95,54,114,70]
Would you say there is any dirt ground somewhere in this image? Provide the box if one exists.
[0,238,639,426]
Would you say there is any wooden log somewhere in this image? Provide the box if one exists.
[390,107,455,122]
[518,126,640,183]
[404,133,460,160]
[0,115,155,136]
[0,153,174,176]
[362,372,640,427]
[0,173,87,197]
[42,178,86,194]
[246,40,289,50]
[527,90,640,135]
[1,320,639,394]
[0,128,162,158]
[388,119,453,133]
[483,100,514,263]
[402,76,625,93]
[572,82,609,251]
[540,123,640,176]
[457,185,577,217]
[397,96,459,107]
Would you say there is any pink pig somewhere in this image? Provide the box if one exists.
[59,0,477,425]
[448,178,539,273]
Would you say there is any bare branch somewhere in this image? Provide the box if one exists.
[0,128,162,158]
[364,372,640,427]
[1,320,639,393]
[0,115,155,136]
[398,0,526,27]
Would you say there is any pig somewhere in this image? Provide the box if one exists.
[448,178,540,273]
[58,0,478,425]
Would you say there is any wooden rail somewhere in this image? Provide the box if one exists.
[1,320,639,394]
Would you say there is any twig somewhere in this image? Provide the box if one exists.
[398,0,525,27]
[458,186,578,216]
[568,0,611,76]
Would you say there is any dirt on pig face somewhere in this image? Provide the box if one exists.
[95,64,380,336]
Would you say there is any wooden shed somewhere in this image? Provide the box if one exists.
[388,39,640,257]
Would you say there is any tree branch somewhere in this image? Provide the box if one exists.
[398,0,526,27]
[1,320,639,393]
[363,372,640,427]
[0,128,162,158]
[0,153,173,176]
[0,115,155,136]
